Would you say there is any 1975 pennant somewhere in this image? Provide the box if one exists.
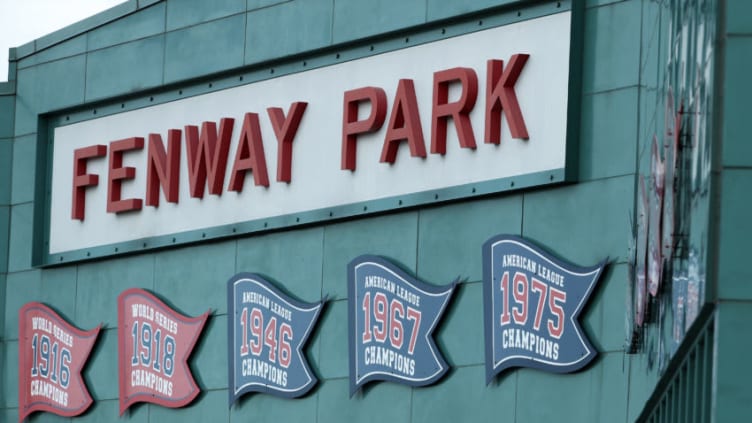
[483,235,606,381]
[227,273,323,404]
[348,255,455,395]
[18,303,100,422]
[118,288,209,414]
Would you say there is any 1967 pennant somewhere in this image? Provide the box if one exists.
[118,288,209,414]
[227,273,323,404]
[483,235,606,381]
[18,303,100,422]
[348,255,456,395]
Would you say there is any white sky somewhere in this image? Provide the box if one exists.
[0,0,127,81]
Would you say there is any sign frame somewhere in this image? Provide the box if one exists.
[32,0,583,266]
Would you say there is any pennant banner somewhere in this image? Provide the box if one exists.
[18,303,100,422]
[118,289,209,414]
[227,273,323,404]
[348,255,455,395]
[483,235,606,382]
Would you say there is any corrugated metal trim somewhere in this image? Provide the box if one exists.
[637,305,714,423]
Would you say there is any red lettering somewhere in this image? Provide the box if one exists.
[267,102,307,183]
[431,67,478,154]
[145,129,181,207]
[380,79,426,164]
[184,118,235,198]
[107,137,144,213]
[228,113,269,191]
[341,87,387,171]
[485,54,530,144]
[71,145,107,220]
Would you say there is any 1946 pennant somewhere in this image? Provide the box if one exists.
[227,273,323,404]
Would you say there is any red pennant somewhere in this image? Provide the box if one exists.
[118,288,209,414]
[18,303,100,422]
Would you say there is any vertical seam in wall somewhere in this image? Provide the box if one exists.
[624,350,631,423]
[161,3,167,85]
[520,193,525,236]
[513,371,519,422]
[320,227,326,300]
[73,265,79,323]
[242,7,248,66]
[329,0,336,46]
[415,211,421,277]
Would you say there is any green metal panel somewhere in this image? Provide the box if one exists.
[149,390,229,422]
[579,88,639,181]
[0,96,15,138]
[721,37,752,167]
[522,175,633,265]
[154,241,236,315]
[0,340,19,408]
[318,378,412,423]
[717,170,752,300]
[332,0,426,43]
[417,196,523,284]
[16,35,87,70]
[39,266,78,320]
[7,204,34,273]
[246,0,288,11]
[426,0,523,21]
[582,0,642,93]
[85,35,165,101]
[85,328,119,400]
[322,212,418,300]
[0,141,10,206]
[581,264,629,353]
[244,0,333,65]
[165,0,245,31]
[164,14,245,83]
[236,227,325,302]
[88,2,166,51]
[74,398,148,423]
[34,1,138,52]
[412,364,515,423]
[315,299,348,379]
[434,282,485,366]
[229,385,317,422]
[74,255,154,325]
[191,315,228,390]
[10,134,35,205]
[2,270,41,340]
[712,302,752,421]
[0,273,5,338]
[726,0,752,33]
[14,55,86,136]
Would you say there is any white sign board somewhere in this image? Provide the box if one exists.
[48,11,572,256]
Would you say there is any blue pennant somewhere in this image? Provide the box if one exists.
[348,255,456,395]
[483,235,607,382]
[227,273,323,404]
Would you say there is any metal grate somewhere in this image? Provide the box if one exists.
[638,308,714,423]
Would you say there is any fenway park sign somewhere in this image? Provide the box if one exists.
[46,11,575,260]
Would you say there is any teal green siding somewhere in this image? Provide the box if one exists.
[1,0,747,421]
